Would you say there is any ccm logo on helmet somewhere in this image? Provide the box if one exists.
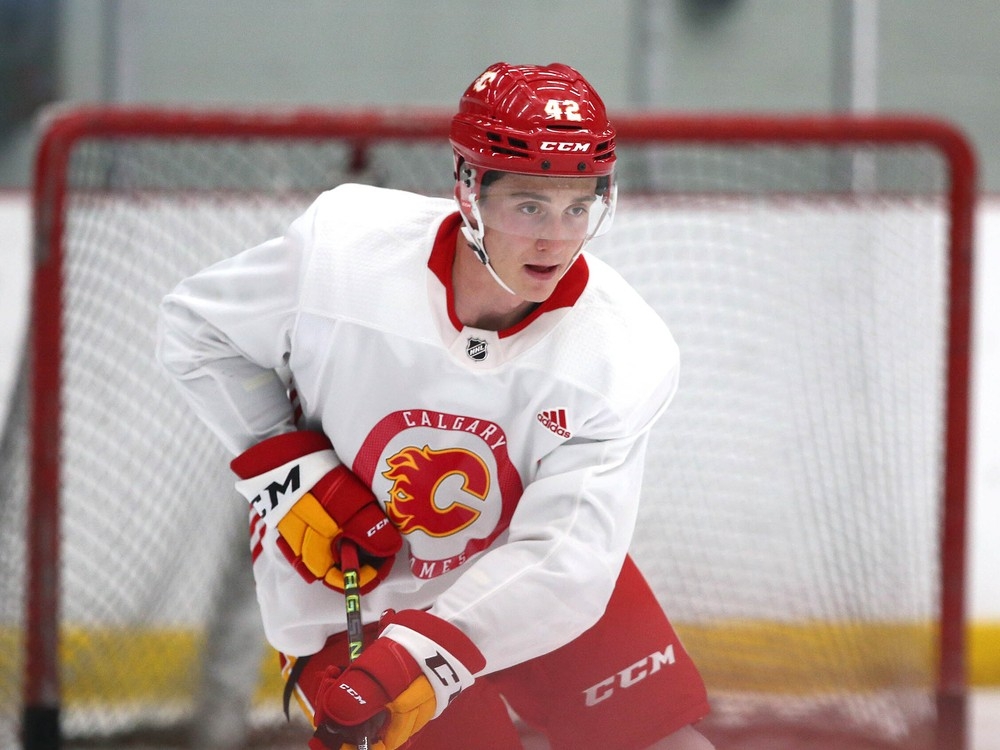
[540,141,591,153]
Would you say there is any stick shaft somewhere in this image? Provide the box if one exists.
[340,539,365,662]
[338,539,370,750]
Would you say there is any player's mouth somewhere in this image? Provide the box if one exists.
[523,263,561,280]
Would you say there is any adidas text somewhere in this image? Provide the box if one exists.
[537,410,571,438]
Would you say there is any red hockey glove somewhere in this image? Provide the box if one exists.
[231,431,402,593]
[309,610,485,750]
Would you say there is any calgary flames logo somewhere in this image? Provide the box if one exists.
[355,409,522,579]
[382,445,490,537]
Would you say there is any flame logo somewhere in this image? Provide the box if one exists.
[382,445,489,537]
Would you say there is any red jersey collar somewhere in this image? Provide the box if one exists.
[428,213,589,337]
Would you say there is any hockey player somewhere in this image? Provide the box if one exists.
[157,62,712,750]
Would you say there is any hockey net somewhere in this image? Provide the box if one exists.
[0,108,974,749]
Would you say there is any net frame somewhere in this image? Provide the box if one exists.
[16,107,975,749]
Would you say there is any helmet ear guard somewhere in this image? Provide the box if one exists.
[452,158,490,266]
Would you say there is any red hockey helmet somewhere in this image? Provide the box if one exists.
[450,62,617,179]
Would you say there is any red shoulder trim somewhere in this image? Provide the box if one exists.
[500,255,588,338]
[428,213,465,331]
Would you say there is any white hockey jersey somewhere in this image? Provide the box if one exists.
[157,184,679,674]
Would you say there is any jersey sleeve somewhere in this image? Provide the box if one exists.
[156,200,318,454]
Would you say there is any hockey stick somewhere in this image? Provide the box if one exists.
[310,538,373,750]
[339,538,371,750]
[339,538,366,664]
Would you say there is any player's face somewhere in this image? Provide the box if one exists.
[478,173,600,302]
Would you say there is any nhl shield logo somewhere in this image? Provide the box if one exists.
[466,337,489,361]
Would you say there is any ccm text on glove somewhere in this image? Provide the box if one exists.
[231,430,402,593]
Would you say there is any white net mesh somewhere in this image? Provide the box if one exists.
[0,112,969,749]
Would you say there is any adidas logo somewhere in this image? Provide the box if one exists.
[537,408,571,439]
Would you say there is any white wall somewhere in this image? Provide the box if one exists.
[972,199,1000,618]
[0,193,29,431]
[1,191,997,621]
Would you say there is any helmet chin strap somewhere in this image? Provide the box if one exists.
[458,195,518,296]
[459,225,519,297]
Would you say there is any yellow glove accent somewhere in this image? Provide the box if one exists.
[378,676,437,750]
[276,492,343,579]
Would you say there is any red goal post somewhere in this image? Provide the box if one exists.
[1,107,975,749]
